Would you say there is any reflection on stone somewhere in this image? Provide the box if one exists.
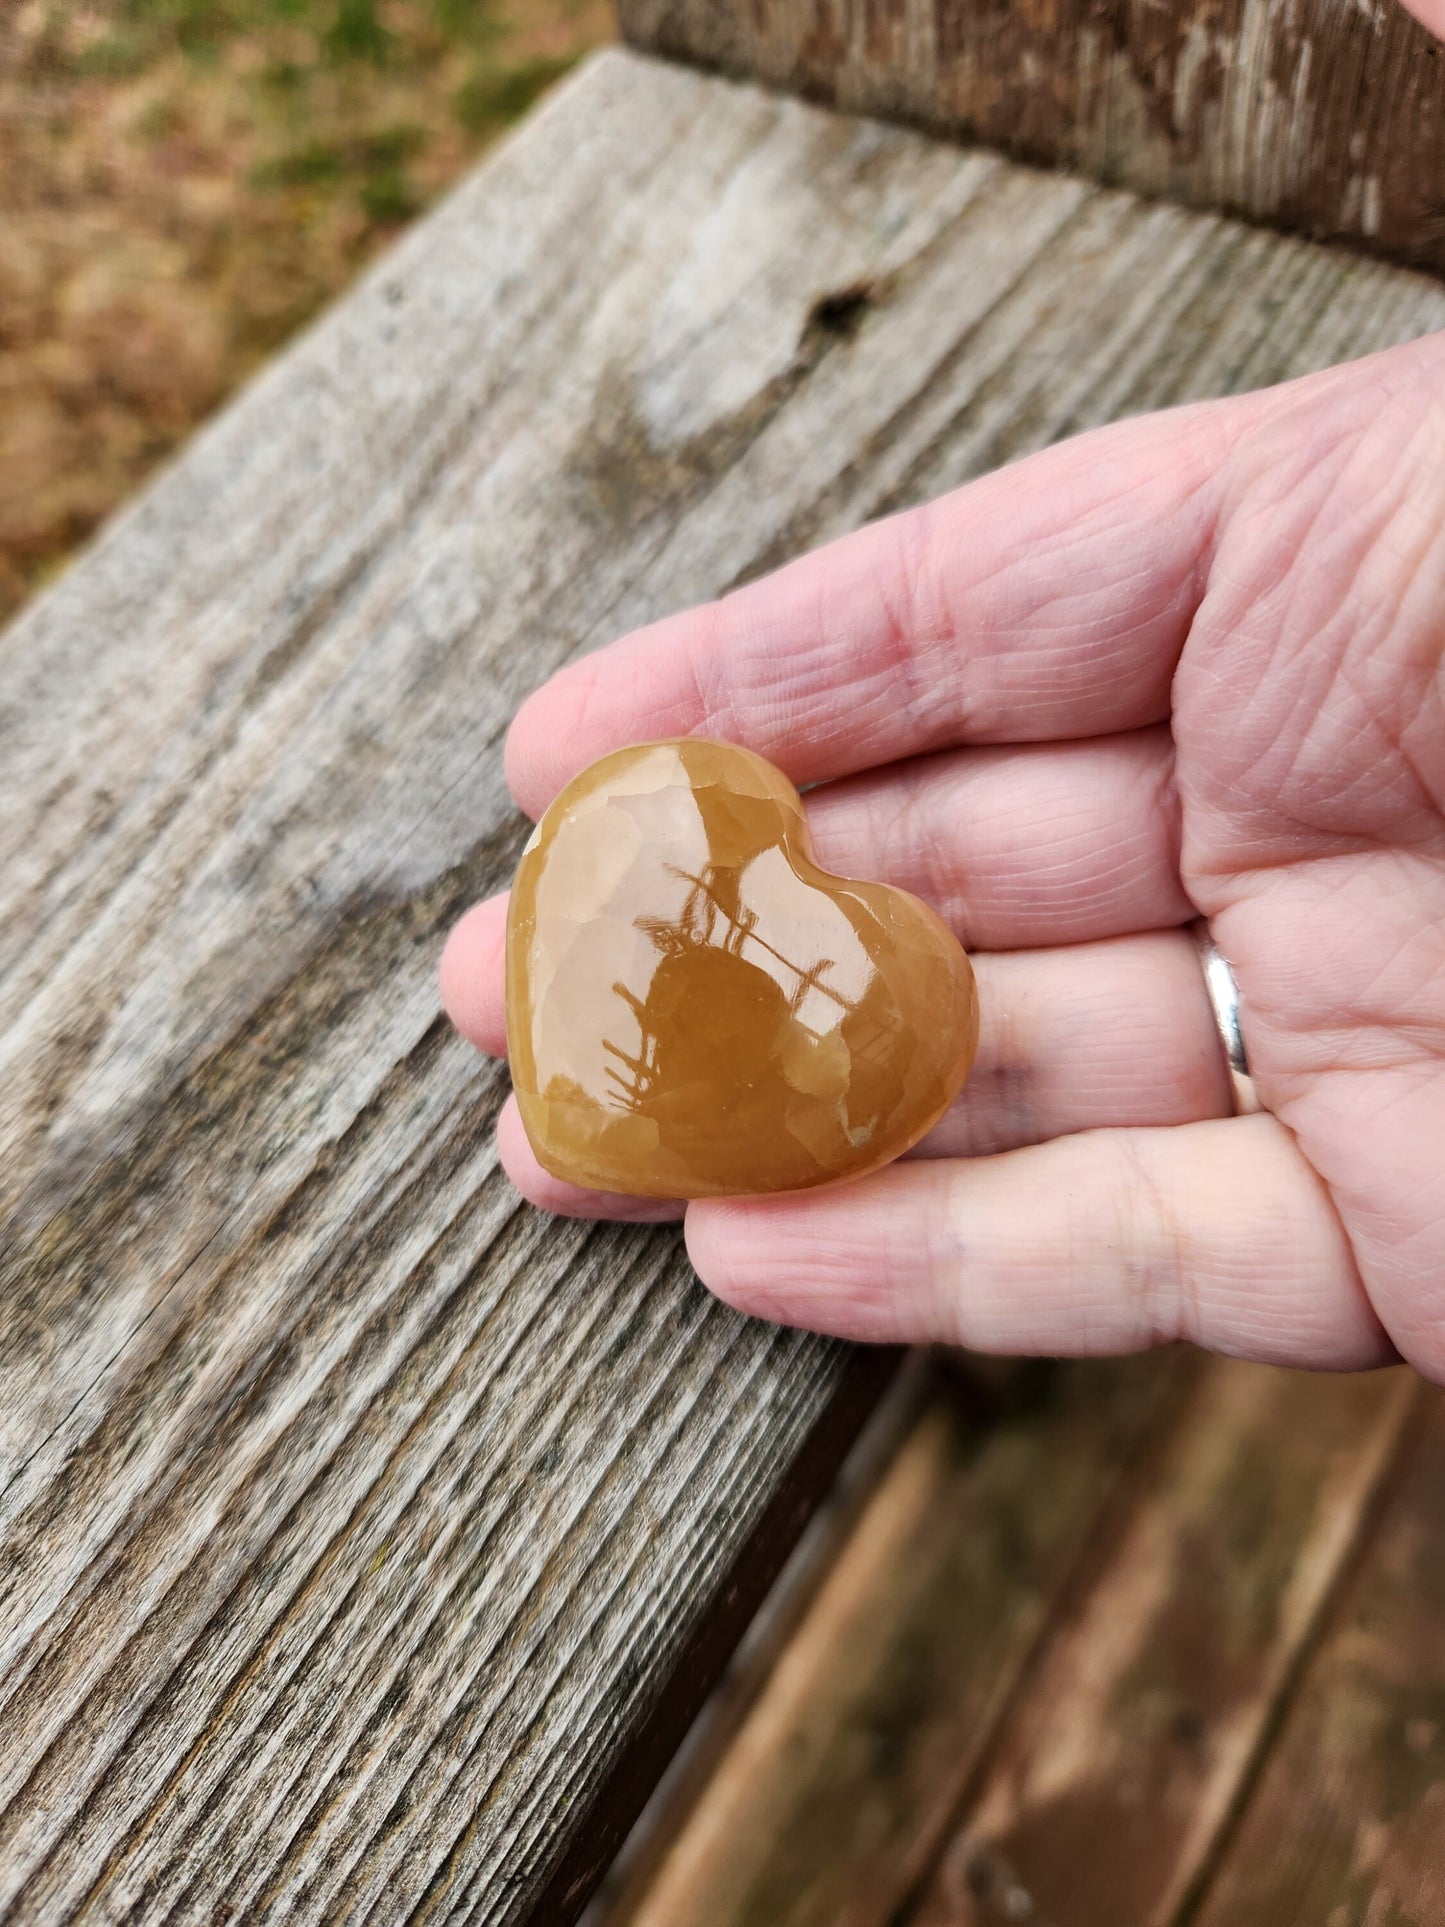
[506,740,978,1197]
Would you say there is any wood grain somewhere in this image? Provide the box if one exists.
[619,0,1445,278]
[904,1364,1415,1927]
[3,45,1445,1924]
[607,1353,1188,1927]
[1194,1386,1445,1927]
[605,1361,1416,1927]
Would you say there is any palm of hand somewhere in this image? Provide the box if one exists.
[1176,360,1445,1371]
[441,336,1445,1381]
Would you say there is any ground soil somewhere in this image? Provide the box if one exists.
[0,0,612,626]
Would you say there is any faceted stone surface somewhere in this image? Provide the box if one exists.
[506,739,979,1198]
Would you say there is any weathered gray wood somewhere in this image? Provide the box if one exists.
[619,0,1445,278]
[3,44,1445,1925]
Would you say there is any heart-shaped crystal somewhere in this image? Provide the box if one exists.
[506,740,978,1197]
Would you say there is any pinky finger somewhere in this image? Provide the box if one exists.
[686,1115,1393,1371]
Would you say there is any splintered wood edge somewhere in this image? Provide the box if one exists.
[525,1346,899,1925]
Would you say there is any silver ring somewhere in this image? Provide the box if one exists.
[1192,921,1263,1116]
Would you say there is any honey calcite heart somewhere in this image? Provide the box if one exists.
[505,740,979,1198]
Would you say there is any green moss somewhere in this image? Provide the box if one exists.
[358,123,426,165]
[251,122,423,197]
[431,0,506,40]
[73,30,154,76]
[359,168,419,222]
[325,0,393,63]
[453,51,577,130]
[260,57,307,94]
[251,138,345,187]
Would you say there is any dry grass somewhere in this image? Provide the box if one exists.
[0,0,612,624]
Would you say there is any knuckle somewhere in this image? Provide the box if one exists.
[1109,1131,1195,1348]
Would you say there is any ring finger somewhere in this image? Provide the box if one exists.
[805,725,1190,950]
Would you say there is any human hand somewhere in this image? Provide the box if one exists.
[1402,0,1445,36]
[441,334,1445,1380]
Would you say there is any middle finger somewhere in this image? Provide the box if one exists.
[804,725,1189,950]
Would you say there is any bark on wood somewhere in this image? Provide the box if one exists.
[620,0,1445,279]
[3,45,1445,1925]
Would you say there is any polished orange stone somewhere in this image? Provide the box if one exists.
[505,740,979,1198]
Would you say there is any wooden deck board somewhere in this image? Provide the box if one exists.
[3,46,1444,1923]
[606,1354,1187,1927]
[903,1365,1416,1927]
[1194,1388,1445,1927]
[605,1362,1418,1927]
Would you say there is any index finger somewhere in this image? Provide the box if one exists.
[505,396,1245,818]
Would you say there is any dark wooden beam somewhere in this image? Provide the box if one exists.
[620,0,1445,279]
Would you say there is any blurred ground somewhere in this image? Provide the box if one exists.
[0,0,612,625]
